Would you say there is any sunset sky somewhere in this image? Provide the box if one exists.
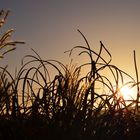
[1,0,140,79]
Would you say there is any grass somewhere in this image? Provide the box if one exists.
[0,10,140,140]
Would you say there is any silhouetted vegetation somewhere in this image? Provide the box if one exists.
[0,10,140,140]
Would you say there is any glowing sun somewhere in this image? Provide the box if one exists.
[119,85,135,101]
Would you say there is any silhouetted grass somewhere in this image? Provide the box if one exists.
[1,10,140,140]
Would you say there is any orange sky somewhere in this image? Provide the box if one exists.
[1,0,140,80]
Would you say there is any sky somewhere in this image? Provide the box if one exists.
[1,0,140,80]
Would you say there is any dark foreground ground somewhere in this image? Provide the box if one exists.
[0,115,140,140]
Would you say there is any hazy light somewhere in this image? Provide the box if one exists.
[115,82,137,106]
[120,85,135,101]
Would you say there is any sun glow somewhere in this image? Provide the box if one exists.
[119,85,136,101]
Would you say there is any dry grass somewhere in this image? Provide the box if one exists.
[0,10,140,140]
